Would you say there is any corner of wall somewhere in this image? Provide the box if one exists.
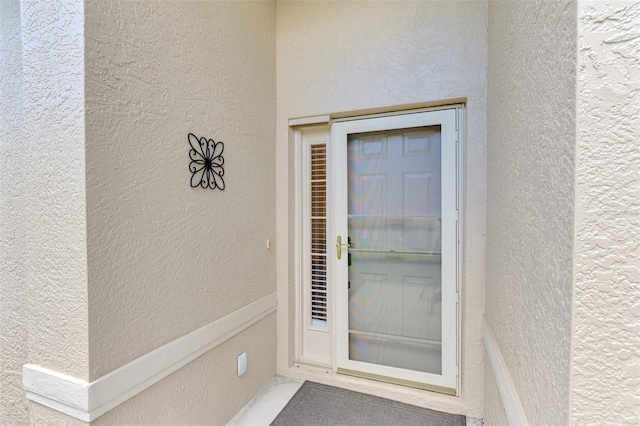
[572,2,640,424]
[20,0,90,386]
[12,1,279,424]
[485,1,577,424]
[0,0,28,423]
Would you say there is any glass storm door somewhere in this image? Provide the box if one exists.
[332,110,458,394]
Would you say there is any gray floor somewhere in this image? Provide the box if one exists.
[228,376,479,426]
[271,381,465,426]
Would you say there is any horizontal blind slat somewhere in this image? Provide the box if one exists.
[310,143,327,325]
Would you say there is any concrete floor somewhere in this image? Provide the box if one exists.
[227,376,304,426]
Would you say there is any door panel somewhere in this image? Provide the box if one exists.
[347,128,442,376]
[333,110,458,393]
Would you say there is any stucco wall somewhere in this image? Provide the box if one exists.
[572,2,640,424]
[22,317,276,426]
[84,0,277,380]
[486,1,577,424]
[19,0,90,381]
[276,1,487,417]
[2,1,276,423]
[91,314,276,426]
[0,0,28,423]
[2,1,90,422]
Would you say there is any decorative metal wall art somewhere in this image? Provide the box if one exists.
[188,133,225,190]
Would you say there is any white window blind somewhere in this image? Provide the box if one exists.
[310,144,327,326]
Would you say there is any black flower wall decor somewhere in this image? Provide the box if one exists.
[188,133,225,190]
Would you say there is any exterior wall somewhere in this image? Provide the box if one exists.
[29,405,87,426]
[276,1,488,417]
[24,316,275,425]
[19,0,90,380]
[0,1,90,423]
[572,2,640,424]
[92,314,276,426]
[84,0,277,381]
[8,1,636,424]
[0,0,28,423]
[2,1,277,423]
[485,1,577,424]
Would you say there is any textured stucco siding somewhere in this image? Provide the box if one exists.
[19,0,90,381]
[0,0,28,424]
[23,317,276,425]
[486,1,577,424]
[4,1,277,423]
[2,1,90,423]
[91,314,276,426]
[276,1,487,417]
[84,0,277,380]
[572,2,640,424]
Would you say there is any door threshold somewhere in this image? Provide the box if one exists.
[336,367,456,395]
[281,364,466,417]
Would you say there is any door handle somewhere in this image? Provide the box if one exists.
[336,235,351,259]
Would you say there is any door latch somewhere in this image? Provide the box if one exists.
[336,235,351,260]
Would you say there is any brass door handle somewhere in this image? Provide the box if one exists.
[336,235,351,259]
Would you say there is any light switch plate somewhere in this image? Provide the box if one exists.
[237,352,247,376]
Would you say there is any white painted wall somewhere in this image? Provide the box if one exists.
[0,1,28,423]
[20,0,90,380]
[276,1,487,417]
[485,1,577,424]
[0,1,90,423]
[572,2,640,424]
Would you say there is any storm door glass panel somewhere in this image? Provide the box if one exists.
[347,127,442,375]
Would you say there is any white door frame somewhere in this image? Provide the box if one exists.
[294,106,463,395]
[295,124,333,367]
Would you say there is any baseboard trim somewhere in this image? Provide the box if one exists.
[482,317,529,426]
[23,292,277,422]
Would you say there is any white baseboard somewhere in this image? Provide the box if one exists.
[482,317,529,426]
[23,292,277,422]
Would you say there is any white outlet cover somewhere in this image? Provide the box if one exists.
[237,352,247,376]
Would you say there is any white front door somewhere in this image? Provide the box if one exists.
[332,110,459,394]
